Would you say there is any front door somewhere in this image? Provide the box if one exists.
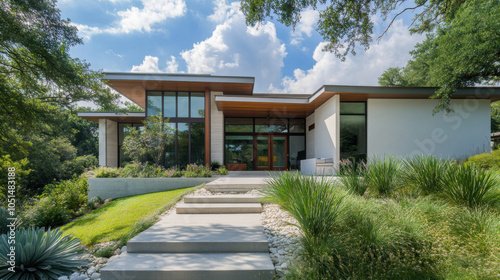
[255,135,287,170]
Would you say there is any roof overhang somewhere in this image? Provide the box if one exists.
[103,72,255,108]
[216,85,500,118]
[78,112,146,123]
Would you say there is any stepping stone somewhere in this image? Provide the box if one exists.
[176,202,262,214]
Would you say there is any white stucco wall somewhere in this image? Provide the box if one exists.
[367,99,491,159]
[211,91,224,164]
[313,95,340,160]
[305,113,315,159]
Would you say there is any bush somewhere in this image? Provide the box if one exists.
[336,159,369,196]
[23,197,70,228]
[42,176,88,214]
[442,164,500,208]
[466,149,500,170]
[366,156,403,196]
[215,166,228,175]
[183,164,211,177]
[0,207,21,235]
[0,227,89,279]
[95,167,121,178]
[402,155,450,195]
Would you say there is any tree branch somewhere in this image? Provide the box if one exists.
[377,4,425,41]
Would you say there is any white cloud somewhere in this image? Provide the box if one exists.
[281,20,425,94]
[131,55,162,72]
[166,56,182,73]
[181,1,287,91]
[290,8,319,46]
[73,0,186,39]
[117,0,186,33]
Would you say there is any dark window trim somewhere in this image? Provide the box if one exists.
[339,101,368,161]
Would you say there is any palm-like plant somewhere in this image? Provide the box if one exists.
[0,228,89,280]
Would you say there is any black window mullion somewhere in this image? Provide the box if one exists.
[188,122,192,164]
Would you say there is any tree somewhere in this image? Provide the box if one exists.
[122,116,176,166]
[241,0,498,111]
[379,0,500,112]
[0,0,120,158]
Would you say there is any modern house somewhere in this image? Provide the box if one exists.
[78,72,500,174]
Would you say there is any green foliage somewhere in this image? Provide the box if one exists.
[0,228,89,279]
[0,155,30,204]
[402,155,450,195]
[0,0,120,158]
[61,187,198,246]
[366,156,403,196]
[95,167,121,178]
[241,0,469,61]
[215,166,228,175]
[466,149,500,170]
[0,207,21,235]
[442,164,500,208]
[336,159,369,196]
[42,176,89,215]
[23,197,70,228]
[379,0,500,112]
[183,164,212,177]
[122,116,176,166]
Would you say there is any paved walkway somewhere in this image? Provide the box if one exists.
[101,191,275,280]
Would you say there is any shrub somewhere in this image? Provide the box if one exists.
[0,207,21,235]
[402,155,450,195]
[336,159,369,196]
[466,149,500,170]
[42,175,88,214]
[95,167,120,178]
[366,156,403,196]
[442,164,500,208]
[215,166,228,175]
[183,164,211,177]
[0,228,89,279]
[23,197,70,228]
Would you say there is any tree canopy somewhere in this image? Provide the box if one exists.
[379,0,499,112]
[0,0,120,157]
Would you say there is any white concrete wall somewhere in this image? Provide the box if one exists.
[106,120,118,167]
[367,99,491,159]
[305,113,315,159]
[211,91,224,164]
[313,95,340,160]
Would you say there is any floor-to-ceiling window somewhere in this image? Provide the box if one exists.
[119,90,206,168]
[118,123,144,167]
[224,117,306,170]
[340,102,367,162]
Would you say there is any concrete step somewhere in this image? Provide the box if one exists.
[176,203,262,214]
[184,195,262,204]
[204,177,268,193]
[101,252,275,280]
[127,213,268,253]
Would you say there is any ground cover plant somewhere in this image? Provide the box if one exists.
[61,187,198,250]
[93,162,212,178]
[267,156,500,279]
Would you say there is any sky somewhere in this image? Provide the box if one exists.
[59,0,426,95]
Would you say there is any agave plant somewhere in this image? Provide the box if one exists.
[0,227,89,279]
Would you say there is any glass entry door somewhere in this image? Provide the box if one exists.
[254,135,287,170]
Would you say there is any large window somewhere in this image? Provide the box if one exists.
[340,102,367,161]
[140,91,206,167]
[118,123,144,166]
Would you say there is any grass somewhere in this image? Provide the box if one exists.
[268,166,500,280]
[61,186,198,248]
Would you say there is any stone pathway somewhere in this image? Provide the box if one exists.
[100,188,275,280]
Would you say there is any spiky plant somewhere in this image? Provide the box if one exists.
[0,227,89,280]
[442,164,500,208]
[402,155,450,195]
[366,156,403,196]
[336,159,369,196]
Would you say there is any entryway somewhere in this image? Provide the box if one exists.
[254,135,287,170]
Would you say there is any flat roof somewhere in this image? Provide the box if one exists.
[103,72,255,108]
[78,112,146,123]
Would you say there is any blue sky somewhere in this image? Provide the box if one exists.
[59,0,426,94]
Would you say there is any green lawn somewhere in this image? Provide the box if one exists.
[61,187,197,247]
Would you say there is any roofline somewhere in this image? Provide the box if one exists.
[77,112,146,118]
[103,72,255,85]
[216,95,309,104]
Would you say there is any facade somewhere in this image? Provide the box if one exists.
[79,73,500,173]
